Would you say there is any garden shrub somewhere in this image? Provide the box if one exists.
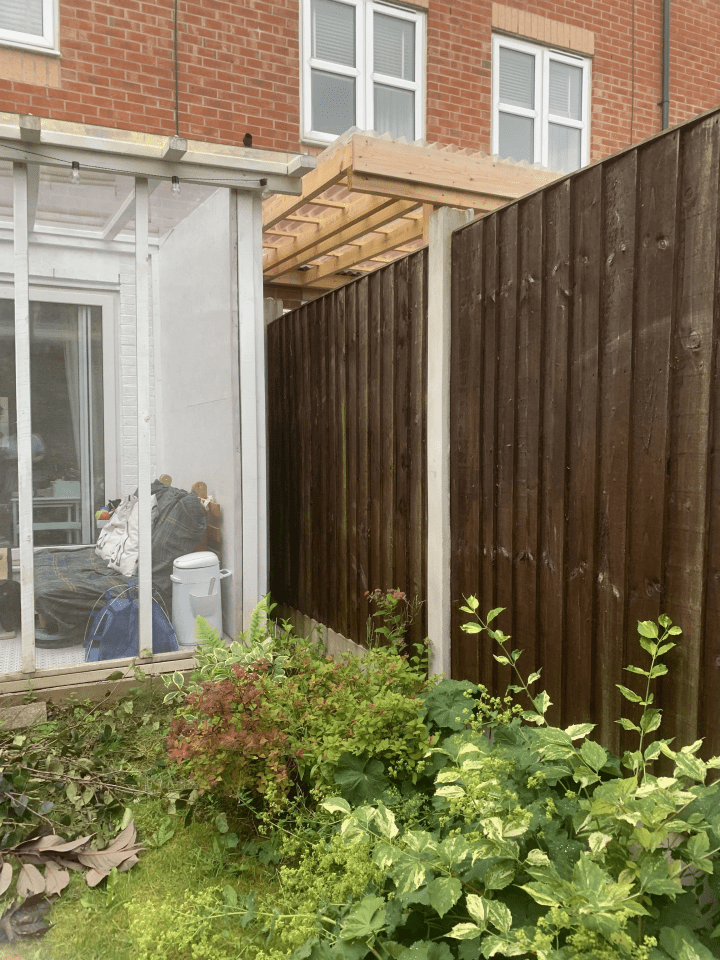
[167,593,436,807]
[233,605,720,960]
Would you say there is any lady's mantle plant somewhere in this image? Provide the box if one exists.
[244,604,720,960]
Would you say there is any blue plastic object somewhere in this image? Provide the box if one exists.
[84,586,178,662]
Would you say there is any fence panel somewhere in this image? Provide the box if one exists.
[450,110,720,750]
[267,251,428,647]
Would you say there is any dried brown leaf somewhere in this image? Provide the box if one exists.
[84,868,106,888]
[106,821,137,851]
[77,847,141,874]
[16,863,45,898]
[0,894,53,943]
[0,862,12,897]
[50,857,83,873]
[43,861,69,897]
[116,854,139,873]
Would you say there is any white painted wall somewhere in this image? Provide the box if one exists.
[157,188,242,636]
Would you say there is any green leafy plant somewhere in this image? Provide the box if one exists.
[236,604,720,960]
[162,595,292,705]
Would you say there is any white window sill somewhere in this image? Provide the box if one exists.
[0,39,60,57]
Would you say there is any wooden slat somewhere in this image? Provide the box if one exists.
[348,171,507,212]
[480,215,499,690]
[513,192,543,681]
[565,165,602,728]
[450,219,483,682]
[357,277,371,638]
[624,132,678,731]
[368,271,383,603]
[345,282,359,646]
[394,257,411,609]
[595,150,637,753]
[329,290,342,635]
[381,266,396,592]
[317,296,330,626]
[262,143,351,228]
[408,251,428,654]
[267,319,281,601]
[264,196,418,276]
[538,179,571,728]
[299,305,313,616]
[494,205,518,694]
[662,116,719,748]
[350,135,560,199]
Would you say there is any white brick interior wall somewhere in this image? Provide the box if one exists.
[118,255,156,494]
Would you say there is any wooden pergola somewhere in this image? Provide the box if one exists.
[263,132,562,304]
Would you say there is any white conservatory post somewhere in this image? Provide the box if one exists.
[13,162,35,674]
[135,177,153,654]
[236,190,268,629]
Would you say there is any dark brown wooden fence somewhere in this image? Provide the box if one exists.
[450,109,720,755]
[267,251,428,649]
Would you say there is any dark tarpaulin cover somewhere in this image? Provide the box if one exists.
[33,481,207,646]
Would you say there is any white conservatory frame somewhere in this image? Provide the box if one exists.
[0,113,313,693]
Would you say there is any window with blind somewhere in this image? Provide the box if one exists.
[492,35,589,173]
[302,0,424,143]
[0,0,56,49]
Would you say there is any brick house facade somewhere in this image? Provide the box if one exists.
[1,0,719,163]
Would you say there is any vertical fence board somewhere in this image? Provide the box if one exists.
[624,133,679,722]
[514,193,543,677]
[345,283,359,645]
[662,116,720,747]
[408,252,428,653]
[539,179,571,726]
[299,305,312,616]
[382,267,396,593]
[495,206,518,692]
[565,165,602,727]
[480,216,499,688]
[369,272,383,599]
[357,278,371,637]
[450,222,483,681]
[595,151,637,752]
[702,228,720,758]
[394,258,410,602]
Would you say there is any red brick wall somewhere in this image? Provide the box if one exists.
[425,0,720,161]
[4,0,303,152]
[2,0,719,161]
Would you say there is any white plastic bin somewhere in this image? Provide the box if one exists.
[170,551,231,648]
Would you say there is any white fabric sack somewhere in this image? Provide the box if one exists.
[95,494,157,578]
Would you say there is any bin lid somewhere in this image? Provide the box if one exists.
[173,551,219,570]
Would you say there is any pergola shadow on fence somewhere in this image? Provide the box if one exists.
[267,106,720,756]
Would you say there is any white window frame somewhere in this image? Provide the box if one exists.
[0,0,58,53]
[491,34,590,172]
[301,0,425,144]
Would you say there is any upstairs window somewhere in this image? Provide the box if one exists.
[492,34,590,173]
[302,0,425,144]
[0,0,56,51]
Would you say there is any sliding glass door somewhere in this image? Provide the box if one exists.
[0,300,105,548]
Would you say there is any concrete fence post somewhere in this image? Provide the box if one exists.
[427,206,473,678]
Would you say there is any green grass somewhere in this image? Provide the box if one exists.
[0,684,280,960]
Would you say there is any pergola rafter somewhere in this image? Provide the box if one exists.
[262,131,562,304]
